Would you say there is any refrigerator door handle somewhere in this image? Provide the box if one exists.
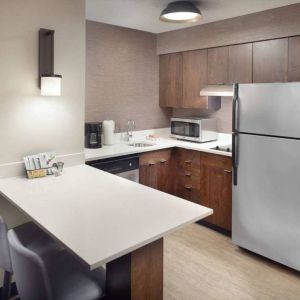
[232,132,239,186]
[232,83,239,186]
[232,83,239,132]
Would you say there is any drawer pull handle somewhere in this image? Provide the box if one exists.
[160,159,167,163]
[224,169,232,174]
[185,172,191,177]
[184,160,192,164]
[184,185,192,190]
[148,162,155,166]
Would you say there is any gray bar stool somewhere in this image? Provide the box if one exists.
[0,216,62,300]
[8,228,106,300]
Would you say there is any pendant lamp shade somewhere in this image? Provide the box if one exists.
[160,1,202,23]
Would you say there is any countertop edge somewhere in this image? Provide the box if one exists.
[85,140,232,162]
[88,208,213,270]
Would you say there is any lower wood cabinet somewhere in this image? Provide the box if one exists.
[200,153,232,231]
[139,148,232,231]
[139,149,173,194]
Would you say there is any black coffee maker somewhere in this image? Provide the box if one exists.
[85,122,102,148]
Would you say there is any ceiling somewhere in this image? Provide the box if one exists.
[85,0,300,33]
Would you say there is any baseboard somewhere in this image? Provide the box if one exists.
[197,220,231,237]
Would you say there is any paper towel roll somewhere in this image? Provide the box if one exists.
[102,120,115,145]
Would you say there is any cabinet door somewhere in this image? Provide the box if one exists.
[182,49,208,108]
[139,160,158,189]
[200,153,232,231]
[139,149,172,193]
[207,46,229,84]
[253,39,288,83]
[228,43,253,83]
[288,36,300,82]
[159,53,182,107]
[157,149,172,194]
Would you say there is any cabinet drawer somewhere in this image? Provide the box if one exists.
[178,172,201,187]
[139,149,172,166]
[177,184,201,204]
[177,175,201,204]
[200,152,231,170]
[176,148,201,174]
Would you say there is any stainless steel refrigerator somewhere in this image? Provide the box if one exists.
[232,82,300,271]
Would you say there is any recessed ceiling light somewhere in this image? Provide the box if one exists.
[160,1,202,23]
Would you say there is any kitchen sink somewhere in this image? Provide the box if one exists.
[128,142,155,148]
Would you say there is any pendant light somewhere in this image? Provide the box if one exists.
[160,1,202,23]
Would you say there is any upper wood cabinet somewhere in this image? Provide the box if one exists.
[159,36,300,108]
[159,51,218,109]
[208,43,253,84]
[288,36,300,82]
[159,53,182,107]
[228,43,253,83]
[253,38,288,83]
[182,49,208,109]
[207,46,229,84]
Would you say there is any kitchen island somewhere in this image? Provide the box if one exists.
[0,164,212,299]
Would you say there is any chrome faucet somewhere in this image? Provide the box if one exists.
[125,120,135,142]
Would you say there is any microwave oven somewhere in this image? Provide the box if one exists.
[170,117,217,143]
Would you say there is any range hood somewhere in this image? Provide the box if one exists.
[200,85,234,97]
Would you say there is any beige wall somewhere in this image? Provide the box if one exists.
[0,0,85,221]
[86,21,171,132]
[0,0,85,282]
[157,3,300,54]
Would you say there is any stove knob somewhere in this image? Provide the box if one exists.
[227,148,230,152]
[216,146,219,150]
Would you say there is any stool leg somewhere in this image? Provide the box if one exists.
[2,271,12,300]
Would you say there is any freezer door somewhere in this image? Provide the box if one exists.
[232,133,300,270]
[238,82,300,138]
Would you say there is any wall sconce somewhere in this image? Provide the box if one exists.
[39,28,62,96]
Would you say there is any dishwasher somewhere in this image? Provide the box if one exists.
[86,154,139,182]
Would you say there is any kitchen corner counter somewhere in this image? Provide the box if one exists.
[85,134,232,162]
[0,164,212,270]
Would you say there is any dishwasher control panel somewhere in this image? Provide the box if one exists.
[86,154,139,175]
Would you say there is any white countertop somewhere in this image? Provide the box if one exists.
[85,133,232,162]
[0,165,212,270]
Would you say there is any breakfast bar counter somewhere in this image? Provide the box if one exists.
[0,164,212,299]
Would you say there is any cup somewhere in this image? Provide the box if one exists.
[52,162,64,176]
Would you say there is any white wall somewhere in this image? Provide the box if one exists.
[0,0,86,283]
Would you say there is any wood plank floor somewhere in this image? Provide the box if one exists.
[164,224,300,300]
